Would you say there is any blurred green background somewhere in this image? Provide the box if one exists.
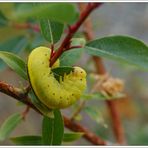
[0,3,148,145]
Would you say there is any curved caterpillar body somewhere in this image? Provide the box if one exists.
[28,46,86,109]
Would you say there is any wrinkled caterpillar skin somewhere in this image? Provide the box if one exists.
[28,46,86,109]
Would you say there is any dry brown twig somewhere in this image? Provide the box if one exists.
[91,73,124,97]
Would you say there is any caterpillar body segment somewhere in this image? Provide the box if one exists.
[28,46,86,109]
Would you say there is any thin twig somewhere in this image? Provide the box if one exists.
[50,3,102,66]
[78,3,126,145]
[22,106,30,120]
[64,116,106,145]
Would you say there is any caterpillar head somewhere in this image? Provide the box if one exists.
[73,66,86,78]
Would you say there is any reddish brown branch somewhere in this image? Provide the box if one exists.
[78,3,126,145]
[0,80,107,145]
[50,3,103,66]
[106,101,125,144]
[12,22,40,32]
[64,116,106,145]
[0,81,32,106]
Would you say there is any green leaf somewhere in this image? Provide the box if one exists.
[0,113,22,141]
[0,63,6,70]
[0,36,28,71]
[52,110,64,145]
[12,3,77,24]
[29,90,54,118]
[42,116,53,145]
[71,38,86,47]
[29,33,47,50]
[84,106,104,124]
[10,135,42,145]
[52,66,74,82]
[0,51,27,80]
[60,48,84,66]
[0,10,8,26]
[52,66,74,75]
[0,26,26,42]
[42,110,64,145]
[63,132,84,142]
[86,35,148,70]
[82,93,106,100]
[40,19,64,43]
[0,36,28,53]
[82,92,123,101]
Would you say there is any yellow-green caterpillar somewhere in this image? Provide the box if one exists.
[28,46,86,109]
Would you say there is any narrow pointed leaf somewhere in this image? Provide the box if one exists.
[0,36,28,53]
[52,66,74,82]
[0,10,8,26]
[0,113,22,141]
[12,3,77,24]
[0,51,27,80]
[63,132,84,142]
[86,35,148,70]
[29,90,54,118]
[52,110,64,145]
[60,48,84,66]
[40,19,63,43]
[84,106,104,124]
[0,36,28,71]
[10,135,42,145]
[42,116,54,145]
[42,110,64,145]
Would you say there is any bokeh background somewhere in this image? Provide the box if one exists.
[0,3,148,145]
